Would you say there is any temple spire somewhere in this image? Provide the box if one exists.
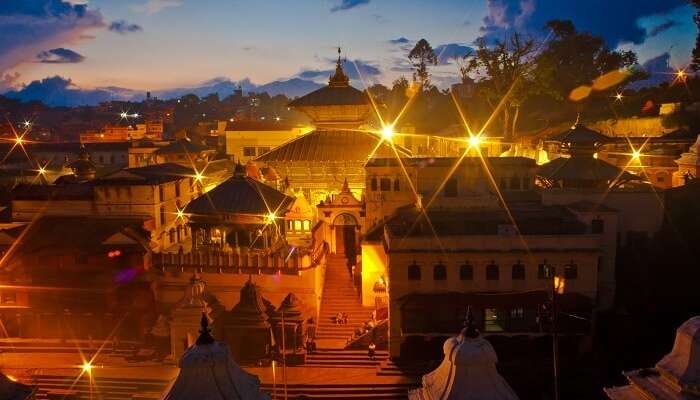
[329,47,350,87]
[195,312,214,345]
[462,306,479,339]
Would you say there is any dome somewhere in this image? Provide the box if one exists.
[68,145,97,181]
[409,309,519,400]
[656,316,700,395]
[162,314,270,400]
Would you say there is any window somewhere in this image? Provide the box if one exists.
[484,308,504,332]
[380,178,392,191]
[433,263,447,280]
[303,220,310,231]
[294,220,302,231]
[371,177,378,191]
[460,264,473,280]
[444,178,458,197]
[243,147,256,157]
[591,219,604,234]
[257,147,270,155]
[538,263,554,279]
[160,206,166,226]
[511,263,525,280]
[393,178,400,191]
[510,308,524,319]
[408,263,421,280]
[175,183,181,198]
[169,228,176,244]
[486,263,499,280]
[564,263,578,279]
[159,186,165,202]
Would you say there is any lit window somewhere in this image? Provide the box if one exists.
[303,220,310,231]
[484,308,504,332]
[538,263,554,279]
[294,220,302,231]
[433,263,447,280]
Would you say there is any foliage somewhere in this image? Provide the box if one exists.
[408,39,438,90]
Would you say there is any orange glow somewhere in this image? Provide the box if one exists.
[554,276,566,295]
[381,125,395,142]
[614,93,623,102]
[14,136,23,146]
[81,361,93,373]
[468,135,481,148]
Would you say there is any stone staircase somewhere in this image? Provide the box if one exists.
[28,374,413,400]
[305,348,388,368]
[315,255,375,348]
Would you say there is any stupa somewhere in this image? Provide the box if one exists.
[605,316,700,399]
[162,313,270,400]
[408,308,519,400]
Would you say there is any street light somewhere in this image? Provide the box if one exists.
[382,125,395,142]
[468,135,481,148]
[82,361,93,373]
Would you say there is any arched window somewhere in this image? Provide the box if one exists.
[564,262,578,279]
[433,263,447,280]
[294,220,302,231]
[394,178,400,191]
[486,262,499,280]
[460,263,473,280]
[371,177,378,191]
[408,263,421,281]
[303,220,310,231]
[512,262,525,280]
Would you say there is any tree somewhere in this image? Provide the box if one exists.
[408,39,438,90]
[462,32,537,139]
[690,1,700,71]
[533,20,638,101]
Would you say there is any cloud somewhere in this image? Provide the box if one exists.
[36,47,85,63]
[389,37,411,45]
[3,76,140,106]
[0,0,104,74]
[434,43,473,64]
[133,0,183,14]
[108,20,143,34]
[330,0,370,12]
[480,0,687,46]
[648,20,677,38]
[0,72,21,92]
[298,59,381,82]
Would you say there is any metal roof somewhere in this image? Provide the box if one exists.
[185,175,293,216]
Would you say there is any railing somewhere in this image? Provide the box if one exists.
[152,243,329,275]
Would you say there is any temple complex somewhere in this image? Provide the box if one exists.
[255,49,410,206]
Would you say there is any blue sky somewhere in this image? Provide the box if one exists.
[0,0,697,93]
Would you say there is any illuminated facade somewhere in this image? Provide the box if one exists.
[219,120,311,162]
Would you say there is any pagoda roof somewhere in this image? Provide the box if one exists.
[270,293,305,321]
[228,280,271,328]
[255,129,410,162]
[548,124,613,146]
[537,156,641,183]
[185,175,294,216]
[288,85,369,107]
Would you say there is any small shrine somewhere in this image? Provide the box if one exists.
[673,135,700,187]
[539,124,642,189]
[605,316,700,399]
[316,178,363,255]
[409,308,519,400]
[162,313,270,400]
[222,278,272,363]
[270,293,308,364]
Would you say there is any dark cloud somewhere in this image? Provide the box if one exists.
[389,37,411,44]
[3,76,138,107]
[330,0,370,12]
[36,48,85,63]
[481,0,687,46]
[648,21,677,38]
[298,59,381,81]
[108,20,143,34]
[0,0,103,74]
[434,43,473,64]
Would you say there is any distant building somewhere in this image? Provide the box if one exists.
[219,120,311,162]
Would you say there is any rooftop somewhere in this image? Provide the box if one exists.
[547,124,613,146]
[93,163,195,185]
[154,138,210,155]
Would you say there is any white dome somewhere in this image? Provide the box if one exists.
[409,328,519,400]
[162,315,269,400]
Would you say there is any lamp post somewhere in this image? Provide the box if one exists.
[551,272,566,400]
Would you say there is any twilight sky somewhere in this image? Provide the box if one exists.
[0,0,697,94]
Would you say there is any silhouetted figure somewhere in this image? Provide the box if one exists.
[368,341,376,360]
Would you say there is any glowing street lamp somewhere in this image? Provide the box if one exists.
[614,93,623,102]
[631,150,641,160]
[468,135,481,148]
[176,208,186,220]
[194,172,204,183]
[38,167,46,175]
[265,212,277,225]
[82,361,93,373]
[14,136,24,146]
[382,125,395,142]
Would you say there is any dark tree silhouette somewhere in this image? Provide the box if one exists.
[408,39,438,90]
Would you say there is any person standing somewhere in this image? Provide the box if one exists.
[368,341,376,360]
